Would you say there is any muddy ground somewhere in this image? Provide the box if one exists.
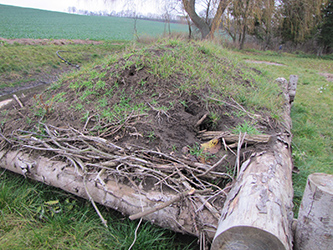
[0,37,104,46]
[0,38,110,100]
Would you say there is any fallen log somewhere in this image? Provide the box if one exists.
[295,173,333,250]
[211,76,297,250]
[0,149,218,239]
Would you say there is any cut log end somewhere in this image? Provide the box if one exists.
[211,226,285,250]
[295,173,333,250]
[309,173,333,194]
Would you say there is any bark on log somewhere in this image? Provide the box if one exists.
[211,77,296,250]
[295,173,333,250]
[0,150,218,239]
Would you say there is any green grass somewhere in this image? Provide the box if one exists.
[54,40,284,130]
[239,49,333,214]
[232,120,260,135]
[0,4,188,41]
[0,171,196,250]
[0,42,127,93]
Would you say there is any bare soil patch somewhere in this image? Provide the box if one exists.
[245,59,284,66]
[0,66,73,100]
[319,72,333,82]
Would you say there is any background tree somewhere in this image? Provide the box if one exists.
[224,0,263,49]
[162,1,179,36]
[281,0,329,45]
[251,0,280,50]
[181,0,231,39]
[317,0,333,53]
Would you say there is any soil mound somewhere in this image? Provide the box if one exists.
[0,40,282,240]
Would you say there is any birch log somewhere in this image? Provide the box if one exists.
[211,76,296,250]
[0,150,218,239]
[295,173,333,250]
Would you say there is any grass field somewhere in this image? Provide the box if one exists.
[0,4,188,40]
[0,4,332,250]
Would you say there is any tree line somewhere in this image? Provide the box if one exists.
[73,0,333,54]
[179,0,332,54]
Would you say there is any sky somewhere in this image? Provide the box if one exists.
[0,0,163,15]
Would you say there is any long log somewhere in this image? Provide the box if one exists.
[211,76,297,250]
[295,173,333,250]
[0,150,218,239]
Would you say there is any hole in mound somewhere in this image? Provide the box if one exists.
[199,115,215,131]
[128,64,136,76]
[184,95,201,116]
[185,103,198,116]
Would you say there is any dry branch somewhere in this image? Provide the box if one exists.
[0,121,229,240]
[129,188,196,220]
[197,131,271,144]
[13,94,24,107]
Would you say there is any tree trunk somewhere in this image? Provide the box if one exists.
[295,173,333,250]
[186,15,192,39]
[239,21,247,50]
[182,0,211,39]
[0,150,218,240]
[211,76,297,250]
[207,0,230,39]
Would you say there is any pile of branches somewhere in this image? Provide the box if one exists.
[1,120,234,229]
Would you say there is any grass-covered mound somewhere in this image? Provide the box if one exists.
[0,39,293,245]
[1,39,284,176]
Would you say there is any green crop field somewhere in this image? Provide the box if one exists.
[0,4,188,40]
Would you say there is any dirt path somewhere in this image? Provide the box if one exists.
[0,37,103,45]
[245,59,284,66]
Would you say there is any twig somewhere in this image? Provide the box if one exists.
[195,189,227,213]
[205,95,260,120]
[129,188,195,220]
[13,94,24,108]
[128,218,142,250]
[0,168,6,178]
[75,157,108,227]
[195,113,209,127]
[0,132,12,144]
[83,112,94,131]
[205,96,240,111]
[230,97,260,119]
[198,196,220,220]
[147,102,171,123]
[234,132,247,177]
[198,154,227,177]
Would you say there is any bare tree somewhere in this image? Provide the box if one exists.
[182,0,231,39]
[162,1,179,36]
[223,0,280,50]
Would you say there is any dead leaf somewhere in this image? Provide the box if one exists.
[201,138,221,154]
